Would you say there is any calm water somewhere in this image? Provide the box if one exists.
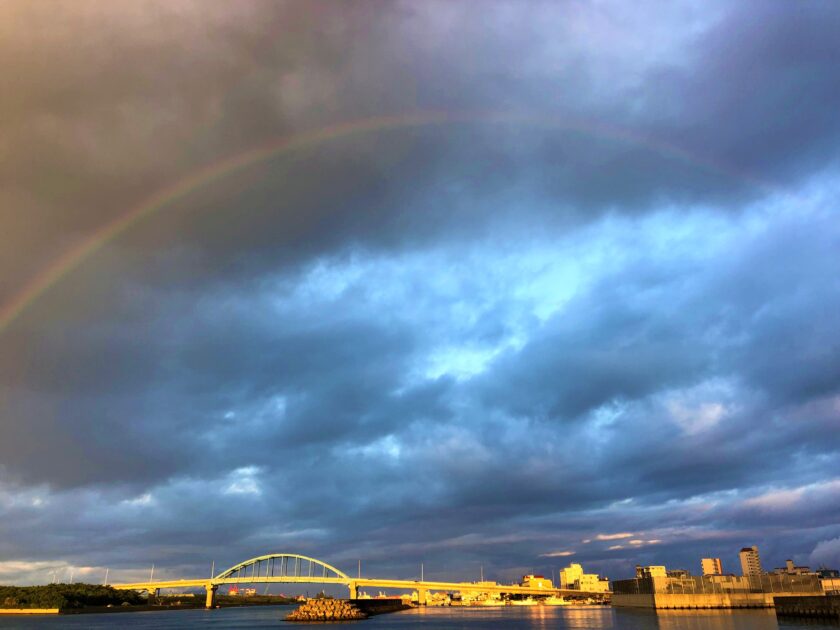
[0,605,836,630]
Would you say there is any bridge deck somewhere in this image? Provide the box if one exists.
[113,576,608,597]
[354,578,605,596]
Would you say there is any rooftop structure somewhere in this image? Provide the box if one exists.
[636,566,667,579]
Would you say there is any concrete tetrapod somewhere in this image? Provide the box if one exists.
[286,598,367,621]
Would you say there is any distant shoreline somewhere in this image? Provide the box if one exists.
[1,601,296,616]
[64,601,296,615]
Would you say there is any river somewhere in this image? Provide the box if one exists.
[0,605,835,629]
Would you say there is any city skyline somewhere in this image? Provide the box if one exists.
[1,1,840,588]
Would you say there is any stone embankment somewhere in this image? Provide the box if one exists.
[286,598,367,621]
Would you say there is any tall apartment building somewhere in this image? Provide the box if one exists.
[701,558,723,575]
[739,546,762,577]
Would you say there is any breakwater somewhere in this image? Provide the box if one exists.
[286,598,410,621]
[286,598,367,621]
[775,595,840,620]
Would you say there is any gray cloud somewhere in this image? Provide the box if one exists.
[1,0,839,585]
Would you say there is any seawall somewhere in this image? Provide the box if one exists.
[613,592,776,609]
[774,595,840,619]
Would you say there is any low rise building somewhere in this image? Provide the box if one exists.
[822,578,840,594]
[772,559,813,575]
[577,573,610,592]
[520,575,553,589]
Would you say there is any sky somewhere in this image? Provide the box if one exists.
[1,0,839,588]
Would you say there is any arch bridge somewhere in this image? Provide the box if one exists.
[113,553,349,607]
[111,552,609,607]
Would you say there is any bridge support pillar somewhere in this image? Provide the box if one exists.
[205,584,218,609]
[348,581,358,599]
[417,588,428,605]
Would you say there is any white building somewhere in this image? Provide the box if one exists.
[558,563,609,592]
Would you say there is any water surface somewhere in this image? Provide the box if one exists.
[0,605,835,629]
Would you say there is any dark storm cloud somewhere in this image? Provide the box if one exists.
[1,0,840,584]
[3,1,839,299]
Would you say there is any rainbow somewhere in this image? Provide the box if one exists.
[0,110,778,334]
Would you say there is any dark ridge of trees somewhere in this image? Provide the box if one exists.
[0,583,144,609]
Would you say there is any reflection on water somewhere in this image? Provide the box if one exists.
[0,605,836,629]
[398,605,618,629]
[653,609,778,630]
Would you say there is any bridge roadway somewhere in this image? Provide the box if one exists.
[111,553,609,607]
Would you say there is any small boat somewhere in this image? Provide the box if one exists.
[473,597,506,606]
[541,596,572,606]
[509,597,538,606]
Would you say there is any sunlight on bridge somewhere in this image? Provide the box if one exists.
[111,551,611,608]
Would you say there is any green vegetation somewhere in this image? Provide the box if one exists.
[0,583,144,610]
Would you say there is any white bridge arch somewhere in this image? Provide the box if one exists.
[214,553,349,584]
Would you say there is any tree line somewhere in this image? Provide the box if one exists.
[0,583,144,609]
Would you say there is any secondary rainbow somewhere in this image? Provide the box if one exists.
[0,110,779,334]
